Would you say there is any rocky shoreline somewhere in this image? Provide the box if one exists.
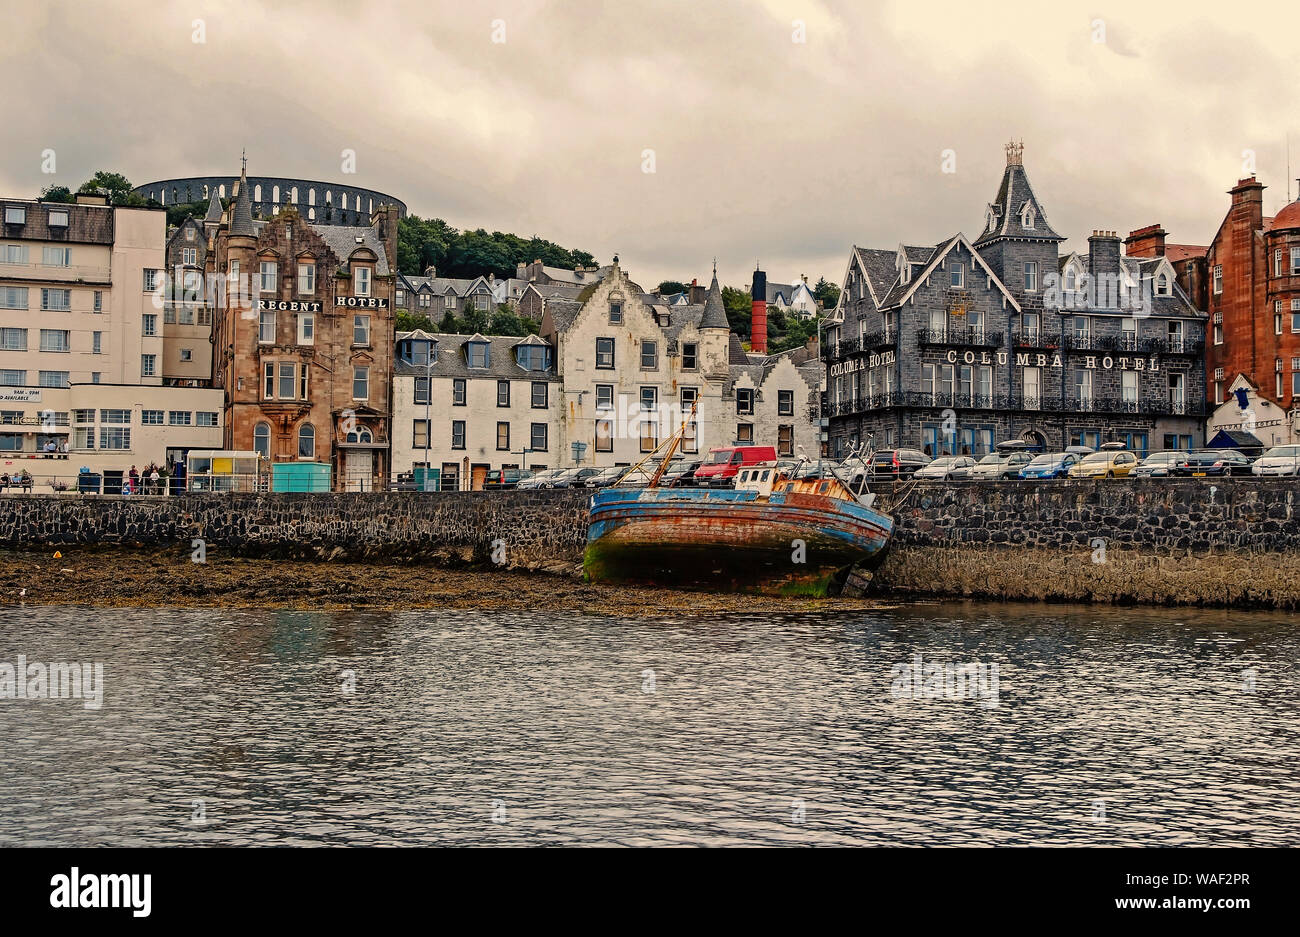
[0,546,888,616]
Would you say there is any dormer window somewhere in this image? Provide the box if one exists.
[1021,203,1036,230]
[1156,273,1171,296]
[515,345,551,371]
[986,207,997,232]
[4,207,26,225]
[1064,265,1077,291]
[467,341,490,368]
[401,338,434,366]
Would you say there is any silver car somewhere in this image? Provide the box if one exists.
[966,450,1033,479]
[1251,445,1300,476]
[915,455,976,480]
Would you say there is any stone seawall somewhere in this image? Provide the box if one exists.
[874,477,1300,608]
[3,478,1300,607]
[0,490,593,566]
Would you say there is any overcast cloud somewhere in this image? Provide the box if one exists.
[1,0,1297,289]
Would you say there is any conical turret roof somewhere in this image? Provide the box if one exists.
[700,273,729,330]
[228,163,256,238]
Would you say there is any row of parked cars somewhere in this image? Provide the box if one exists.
[835,441,1300,482]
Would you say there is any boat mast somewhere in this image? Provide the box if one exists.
[647,398,699,488]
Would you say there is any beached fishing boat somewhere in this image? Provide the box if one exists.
[583,398,894,595]
[584,465,894,596]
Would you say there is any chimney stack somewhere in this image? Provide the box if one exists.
[751,267,768,354]
[1124,224,1167,258]
[1087,230,1122,276]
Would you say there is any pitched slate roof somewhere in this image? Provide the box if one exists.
[544,299,584,333]
[1069,255,1206,319]
[311,225,391,275]
[393,331,558,380]
[851,247,899,309]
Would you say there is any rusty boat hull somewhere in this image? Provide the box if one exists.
[584,486,894,596]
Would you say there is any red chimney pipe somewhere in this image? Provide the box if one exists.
[751,268,768,354]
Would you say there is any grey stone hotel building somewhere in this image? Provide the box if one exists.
[824,143,1207,459]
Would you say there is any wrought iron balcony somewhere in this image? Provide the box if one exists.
[915,328,1003,347]
[1010,329,1060,349]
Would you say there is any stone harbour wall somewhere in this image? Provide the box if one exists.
[873,477,1300,608]
[0,490,593,568]
[2,478,1300,607]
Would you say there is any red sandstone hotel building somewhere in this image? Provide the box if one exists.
[208,164,397,490]
[1202,178,1300,407]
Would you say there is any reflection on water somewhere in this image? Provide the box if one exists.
[1,601,1297,846]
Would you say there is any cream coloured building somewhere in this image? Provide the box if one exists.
[391,330,561,490]
[0,382,223,490]
[538,261,821,466]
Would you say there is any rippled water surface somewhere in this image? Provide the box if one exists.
[1,601,1298,846]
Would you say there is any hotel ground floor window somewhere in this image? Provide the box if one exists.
[254,422,270,458]
[777,425,794,456]
[1071,429,1102,450]
[596,419,613,452]
[298,423,314,458]
[1122,432,1149,458]
[960,426,995,456]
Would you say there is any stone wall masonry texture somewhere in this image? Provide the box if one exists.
[0,490,593,566]
[3,478,1300,606]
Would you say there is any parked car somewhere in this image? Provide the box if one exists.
[1019,451,1081,479]
[1174,449,1253,477]
[583,463,659,488]
[517,468,567,490]
[662,459,704,488]
[914,455,976,480]
[693,445,778,487]
[546,466,603,488]
[484,468,534,489]
[1132,451,1189,478]
[1067,449,1139,479]
[868,448,931,480]
[1251,445,1300,476]
[965,450,1034,479]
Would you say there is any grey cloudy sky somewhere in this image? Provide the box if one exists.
[2,0,1297,289]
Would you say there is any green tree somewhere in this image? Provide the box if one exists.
[396,311,435,333]
[461,305,490,334]
[519,315,540,335]
[656,280,688,295]
[813,277,840,310]
[77,171,146,206]
[437,309,462,334]
[38,185,74,203]
[165,200,210,228]
[721,286,752,338]
[488,306,527,337]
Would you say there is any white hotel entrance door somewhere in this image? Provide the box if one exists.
[344,449,373,491]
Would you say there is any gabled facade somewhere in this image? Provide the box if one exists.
[1199,177,1300,408]
[825,143,1207,458]
[539,261,822,465]
[390,329,561,489]
[209,163,398,490]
